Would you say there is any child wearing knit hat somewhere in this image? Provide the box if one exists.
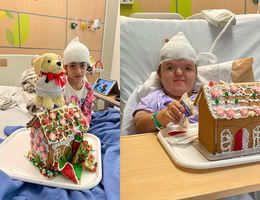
[133,32,198,133]
[63,37,93,124]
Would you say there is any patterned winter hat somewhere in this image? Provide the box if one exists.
[63,37,90,65]
[159,32,197,65]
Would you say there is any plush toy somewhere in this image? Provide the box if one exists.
[33,53,65,110]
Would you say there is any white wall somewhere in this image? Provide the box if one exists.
[102,0,120,82]
[110,2,120,86]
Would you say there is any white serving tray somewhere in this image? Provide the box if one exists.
[158,124,260,169]
[0,128,102,190]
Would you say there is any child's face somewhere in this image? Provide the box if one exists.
[64,62,88,82]
[158,59,196,99]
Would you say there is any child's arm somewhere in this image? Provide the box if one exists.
[81,82,93,124]
[134,100,184,133]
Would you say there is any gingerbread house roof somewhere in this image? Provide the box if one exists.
[194,82,260,120]
[27,105,89,145]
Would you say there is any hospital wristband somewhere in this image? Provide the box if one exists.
[153,111,164,130]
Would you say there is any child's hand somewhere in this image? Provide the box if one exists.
[158,100,185,125]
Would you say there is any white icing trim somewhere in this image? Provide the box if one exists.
[253,125,260,148]
[242,128,249,150]
[220,129,233,153]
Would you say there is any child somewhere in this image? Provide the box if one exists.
[133,32,198,133]
[62,37,93,124]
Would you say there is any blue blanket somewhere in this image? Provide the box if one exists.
[0,108,120,200]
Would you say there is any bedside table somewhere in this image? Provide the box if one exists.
[93,91,120,109]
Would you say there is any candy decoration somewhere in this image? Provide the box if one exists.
[234,128,243,151]
[53,160,82,184]
[235,99,238,104]
[252,93,256,98]
[44,119,50,125]
[72,133,83,157]
[215,99,219,104]
[253,86,260,94]
[49,132,56,141]
[226,109,235,119]
[82,153,97,172]
[72,126,78,132]
[72,141,90,165]
[225,91,229,97]
[82,120,87,125]
[49,113,56,120]
[216,107,225,117]
[65,114,71,119]
[35,121,41,128]
[74,112,80,118]
[240,108,249,117]
[69,109,74,115]
[230,85,239,94]
[60,119,66,125]
[254,106,260,115]
[30,132,34,139]
[36,136,41,144]
[211,89,220,98]
[209,81,214,86]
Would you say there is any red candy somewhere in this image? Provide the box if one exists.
[35,121,41,128]
[65,114,71,119]
[69,109,74,115]
[44,119,50,125]
[209,81,214,86]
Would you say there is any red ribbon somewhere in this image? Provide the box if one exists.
[42,72,65,87]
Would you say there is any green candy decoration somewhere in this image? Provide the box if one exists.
[61,155,67,163]
[36,156,41,164]
[225,91,229,97]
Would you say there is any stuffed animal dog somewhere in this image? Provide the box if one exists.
[33,53,65,110]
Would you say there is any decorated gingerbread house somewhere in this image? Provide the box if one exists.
[26,105,89,169]
[194,82,260,160]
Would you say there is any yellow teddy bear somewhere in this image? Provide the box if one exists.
[33,53,65,110]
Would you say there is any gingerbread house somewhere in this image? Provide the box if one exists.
[26,105,89,169]
[194,82,260,160]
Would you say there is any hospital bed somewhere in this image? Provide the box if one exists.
[0,55,37,139]
[0,54,119,199]
[120,13,260,136]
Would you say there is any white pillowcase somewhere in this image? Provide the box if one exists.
[137,57,254,98]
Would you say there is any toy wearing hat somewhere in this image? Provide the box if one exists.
[33,53,65,110]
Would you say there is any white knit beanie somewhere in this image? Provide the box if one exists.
[63,37,90,65]
[159,32,197,65]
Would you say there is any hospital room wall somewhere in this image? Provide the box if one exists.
[0,0,120,84]
[102,0,120,85]
[120,0,259,18]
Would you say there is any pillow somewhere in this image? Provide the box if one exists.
[195,57,254,91]
[137,57,254,97]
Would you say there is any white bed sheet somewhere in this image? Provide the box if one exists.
[0,86,33,139]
